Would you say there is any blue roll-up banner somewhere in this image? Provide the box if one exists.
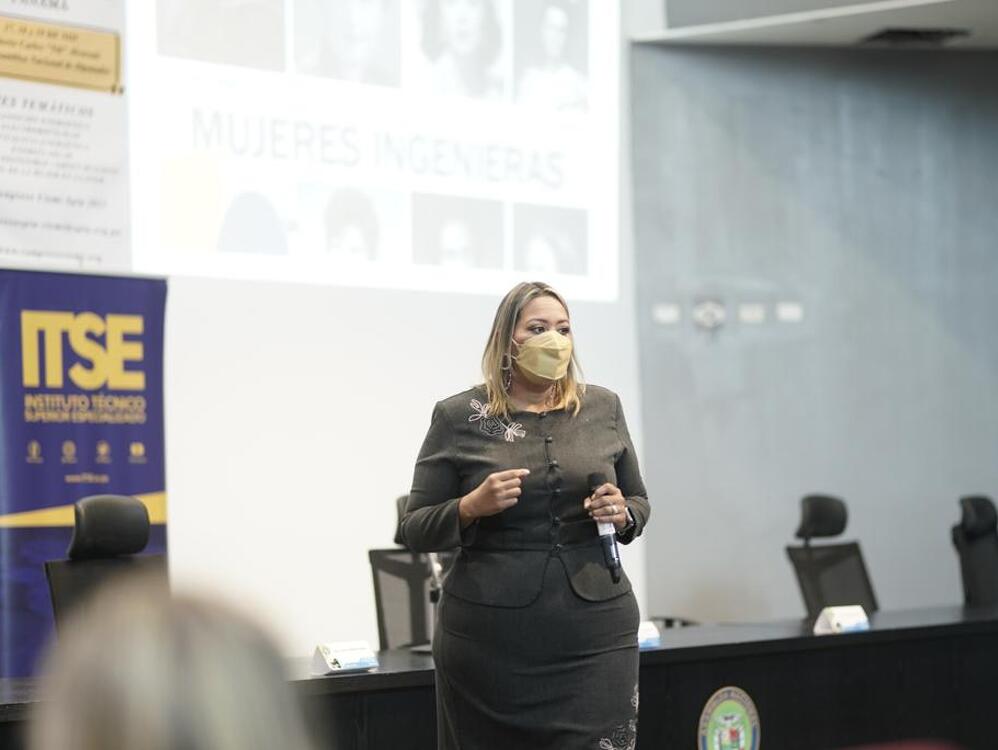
[0,270,167,677]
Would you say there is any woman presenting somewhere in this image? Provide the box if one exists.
[400,281,650,749]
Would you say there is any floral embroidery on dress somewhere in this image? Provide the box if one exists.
[468,399,526,443]
[597,685,639,750]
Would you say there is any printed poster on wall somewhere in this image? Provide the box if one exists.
[0,269,166,678]
[0,2,129,272]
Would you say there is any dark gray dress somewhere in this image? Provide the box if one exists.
[400,385,650,750]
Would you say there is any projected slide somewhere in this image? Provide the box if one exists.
[0,5,129,272]
[128,0,618,299]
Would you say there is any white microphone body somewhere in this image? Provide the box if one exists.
[588,472,622,583]
[427,551,444,603]
[428,552,443,585]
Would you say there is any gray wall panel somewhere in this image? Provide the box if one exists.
[666,0,890,27]
[630,46,998,622]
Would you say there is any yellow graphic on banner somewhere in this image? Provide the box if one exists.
[0,14,121,93]
[26,440,43,464]
[19,310,148,424]
[21,311,145,391]
[0,492,167,528]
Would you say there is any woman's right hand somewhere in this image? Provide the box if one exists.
[458,469,530,527]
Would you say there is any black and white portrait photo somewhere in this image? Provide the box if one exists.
[514,0,588,112]
[295,184,406,264]
[158,0,286,71]
[294,0,401,86]
[514,204,587,275]
[412,194,503,269]
[415,0,510,100]
[324,188,383,261]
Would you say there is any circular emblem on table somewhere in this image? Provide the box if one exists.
[697,686,760,750]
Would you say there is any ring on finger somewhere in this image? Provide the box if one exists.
[609,504,616,515]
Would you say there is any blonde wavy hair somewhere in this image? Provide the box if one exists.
[482,281,585,419]
[31,576,313,750]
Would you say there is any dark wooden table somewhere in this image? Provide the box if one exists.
[4,605,998,749]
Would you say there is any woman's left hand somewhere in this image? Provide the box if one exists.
[585,483,629,531]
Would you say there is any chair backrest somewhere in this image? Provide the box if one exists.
[368,548,454,651]
[951,495,998,607]
[795,494,847,544]
[45,556,168,633]
[44,494,167,632]
[786,542,878,620]
[67,494,150,559]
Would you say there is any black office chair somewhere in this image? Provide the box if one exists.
[367,495,457,650]
[370,547,456,650]
[951,495,998,607]
[44,494,167,632]
[785,494,878,620]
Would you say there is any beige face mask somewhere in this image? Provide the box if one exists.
[513,330,573,383]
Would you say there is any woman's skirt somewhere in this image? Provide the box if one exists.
[433,556,640,750]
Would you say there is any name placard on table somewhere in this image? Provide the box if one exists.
[312,641,379,675]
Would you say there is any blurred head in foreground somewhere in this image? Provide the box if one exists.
[31,577,312,750]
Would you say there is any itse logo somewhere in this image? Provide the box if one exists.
[20,311,145,390]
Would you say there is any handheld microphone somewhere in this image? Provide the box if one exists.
[427,552,444,604]
[587,472,622,583]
